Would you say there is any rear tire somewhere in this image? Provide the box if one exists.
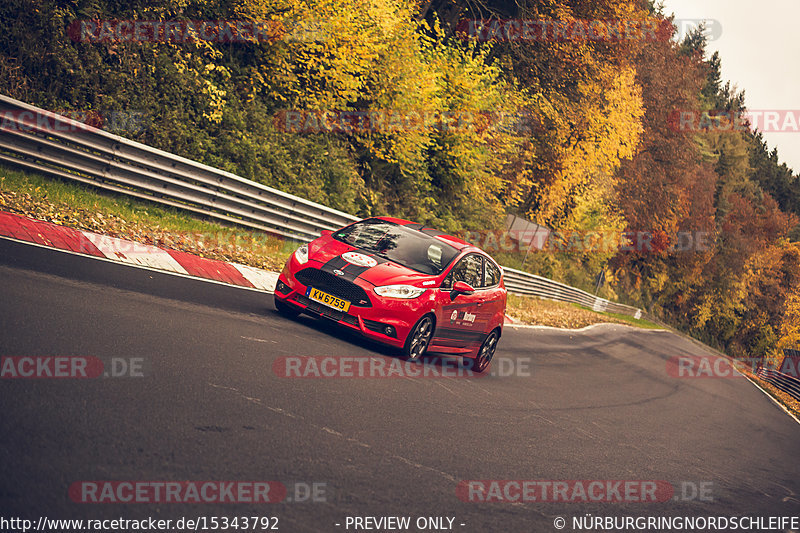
[274,297,300,318]
[473,329,499,373]
[404,315,434,361]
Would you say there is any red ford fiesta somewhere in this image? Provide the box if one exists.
[274,217,507,371]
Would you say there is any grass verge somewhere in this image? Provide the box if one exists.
[506,293,661,330]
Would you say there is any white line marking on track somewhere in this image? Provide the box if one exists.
[432,380,456,395]
[208,382,473,480]
[241,336,278,344]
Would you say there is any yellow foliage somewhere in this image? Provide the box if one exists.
[777,244,800,354]
[778,289,800,352]
[534,65,645,228]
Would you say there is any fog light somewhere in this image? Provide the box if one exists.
[383,326,396,338]
[276,280,290,294]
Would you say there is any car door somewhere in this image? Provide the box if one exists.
[434,253,487,350]
[481,256,506,331]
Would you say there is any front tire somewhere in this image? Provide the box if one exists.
[404,315,434,361]
[474,329,499,372]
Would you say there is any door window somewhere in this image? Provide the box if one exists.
[483,259,501,287]
[443,254,484,289]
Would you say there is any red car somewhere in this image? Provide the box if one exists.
[274,217,507,371]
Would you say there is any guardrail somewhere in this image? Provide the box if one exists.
[0,94,642,317]
[501,267,642,318]
[756,367,800,402]
[0,94,359,242]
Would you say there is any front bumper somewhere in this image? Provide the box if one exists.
[275,264,431,349]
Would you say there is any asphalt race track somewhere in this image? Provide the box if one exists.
[1,240,799,532]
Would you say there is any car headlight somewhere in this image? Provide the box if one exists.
[294,244,309,265]
[373,284,426,299]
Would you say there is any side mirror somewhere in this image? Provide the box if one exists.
[320,229,333,237]
[452,281,475,295]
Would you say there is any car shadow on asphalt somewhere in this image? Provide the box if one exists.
[268,300,482,374]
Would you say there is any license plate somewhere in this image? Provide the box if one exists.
[306,287,351,313]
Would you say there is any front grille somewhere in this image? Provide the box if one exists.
[294,268,372,307]
[295,294,359,326]
[341,313,359,326]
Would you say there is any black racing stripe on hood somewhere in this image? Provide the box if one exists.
[339,264,369,282]
[347,252,392,282]
[321,251,390,282]
[321,256,349,273]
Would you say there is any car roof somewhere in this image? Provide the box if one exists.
[433,234,473,250]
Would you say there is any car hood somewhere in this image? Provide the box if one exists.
[308,237,437,287]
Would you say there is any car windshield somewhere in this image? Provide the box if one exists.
[332,219,460,275]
